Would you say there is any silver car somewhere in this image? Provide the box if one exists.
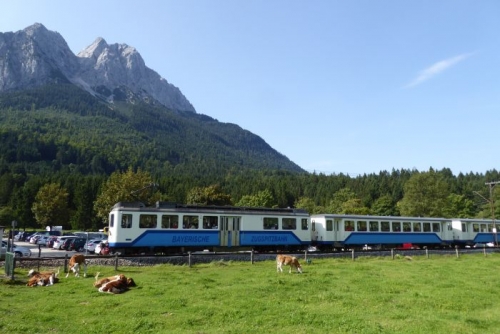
[1,240,32,257]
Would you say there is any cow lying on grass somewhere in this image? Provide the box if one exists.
[66,254,87,278]
[95,272,136,294]
[27,269,60,287]
[276,254,303,274]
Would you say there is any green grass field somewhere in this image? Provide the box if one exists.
[1,253,500,334]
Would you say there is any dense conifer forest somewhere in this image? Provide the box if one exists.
[0,84,498,231]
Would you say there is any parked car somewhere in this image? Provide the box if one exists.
[36,236,50,246]
[94,240,109,255]
[14,231,35,242]
[53,236,77,250]
[46,236,58,248]
[29,234,42,244]
[67,238,87,252]
[1,240,32,258]
[84,238,107,253]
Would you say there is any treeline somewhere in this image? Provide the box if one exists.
[0,167,499,232]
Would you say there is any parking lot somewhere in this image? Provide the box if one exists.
[3,239,86,258]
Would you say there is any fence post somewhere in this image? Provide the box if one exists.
[426,248,429,259]
[38,244,42,258]
[305,250,308,262]
[64,253,68,273]
[351,249,355,261]
[188,252,192,268]
[455,246,459,258]
[250,249,254,264]
[114,254,119,271]
[484,247,486,256]
[391,248,394,260]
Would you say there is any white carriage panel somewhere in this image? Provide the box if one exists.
[240,213,267,231]
[451,219,465,242]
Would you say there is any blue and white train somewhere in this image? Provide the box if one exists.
[107,202,311,254]
[105,202,499,254]
[311,214,498,250]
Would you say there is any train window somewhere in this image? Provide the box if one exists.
[161,215,179,229]
[345,220,354,231]
[139,214,157,229]
[413,223,421,232]
[403,222,411,232]
[121,214,132,229]
[392,222,401,232]
[381,221,390,232]
[264,217,278,230]
[183,215,199,229]
[282,218,296,230]
[203,216,218,229]
[423,223,430,232]
[432,223,440,232]
[369,221,379,232]
[110,214,114,228]
[357,221,367,231]
[473,224,479,232]
[301,218,309,230]
[462,223,467,232]
[481,224,487,232]
[326,219,333,231]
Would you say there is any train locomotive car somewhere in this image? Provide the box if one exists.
[107,202,311,254]
[311,214,498,250]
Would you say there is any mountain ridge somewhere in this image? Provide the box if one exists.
[0,23,195,113]
[0,23,305,175]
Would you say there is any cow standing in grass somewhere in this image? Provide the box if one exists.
[276,254,303,274]
[66,254,87,278]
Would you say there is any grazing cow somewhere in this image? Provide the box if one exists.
[66,254,87,278]
[276,254,303,274]
[26,269,60,287]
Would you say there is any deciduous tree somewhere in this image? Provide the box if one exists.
[397,171,449,217]
[31,183,69,230]
[94,168,161,222]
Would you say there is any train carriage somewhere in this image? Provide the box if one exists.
[311,214,499,250]
[107,202,311,254]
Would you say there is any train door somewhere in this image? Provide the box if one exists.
[220,216,241,247]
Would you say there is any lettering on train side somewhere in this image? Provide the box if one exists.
[250,236,288,243]
[172,236,210,243]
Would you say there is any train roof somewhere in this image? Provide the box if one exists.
[310,213,494,223]
[111,201,309,215]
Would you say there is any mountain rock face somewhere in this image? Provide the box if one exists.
[0,23,195,113]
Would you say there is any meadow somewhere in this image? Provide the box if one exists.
[1,253,500,334]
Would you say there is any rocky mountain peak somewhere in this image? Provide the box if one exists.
[0,24,195,113]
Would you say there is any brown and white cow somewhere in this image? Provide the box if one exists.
[66,254,87,278]
[276,254,303,274]
[97,274,136,294]
[26,269,60,287]
[94,272,136,294]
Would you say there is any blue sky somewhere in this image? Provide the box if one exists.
[2,1,499,176]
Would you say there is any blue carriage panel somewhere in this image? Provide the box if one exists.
[239,231,304,246]
[130,230,220,247]
[473,233,499,243]
[344,232,442,245]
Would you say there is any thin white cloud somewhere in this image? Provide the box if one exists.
[404,52,475,88]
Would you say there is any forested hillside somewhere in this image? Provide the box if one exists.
[0,84,499,231]
[0,83,302,176]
